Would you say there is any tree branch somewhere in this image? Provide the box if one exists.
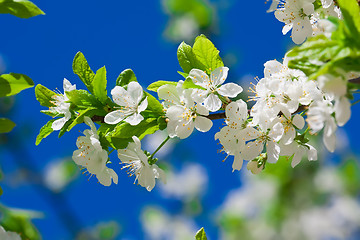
[349,77,360,84]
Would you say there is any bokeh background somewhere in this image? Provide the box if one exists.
[1,0,360,239]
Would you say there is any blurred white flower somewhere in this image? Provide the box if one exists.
[44,158,78,192]
[0,226,21,240]
[159,164,208,200]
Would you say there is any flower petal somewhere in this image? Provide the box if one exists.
[211,67,229,86]
[125,112,144,126]
[189,69,210,89]
[111,86,133,106]
[217,83,243,98]
[204,93,222,112]
[52,117,67,131]
[232,153,244,172]
[104,110,128,125]
[195,116,213,132]
[127,81,144,104]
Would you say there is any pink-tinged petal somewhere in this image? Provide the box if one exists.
[204,93,222,112]
[138,97,148,113]
[52,117,67,131]
[127,81,144,104]
[232,153,244,172]
[217,83,243,98]
[194,116,213,132]
[292,114,305,129]
[125,113,144,126]
[211,67,229,86]
[266,141,280,163]
[335,97,351,126]
[111,86,132,106]
[189,69,210,88]
[104,110,128,125]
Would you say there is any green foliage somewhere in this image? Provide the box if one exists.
[92,66,108,104]
[0,0,44,18]
[182,77,206,89]
[0,206,42,240]
[287,0,360,79]
[144,92,164,116]
[177,35,224,75]
[66,89,102,110]
[195,227,208,240]
[0,118,16,133]
[147,80,177,92]
[116,69,137,87]
[110,118,160,140]
[73,52,95,92]
[35,84,57,107]
[35,119,55,145]
[193,35,224,74]
[0,73,34,97]
[67,108,105,131]
[163,0,213,27]
[339,158,360,195]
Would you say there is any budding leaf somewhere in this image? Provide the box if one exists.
[147,81,177,92]
[73,52,95,92]
[35,84,57,107]
[92,66,108,104]
[192,35,224,74]
[0,73,34,97]
[0,118,16,133]
[195,227,208,240]
[35,119,55,145]
[116,69,137,87]
[0,0,44,18]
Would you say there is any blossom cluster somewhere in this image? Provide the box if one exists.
[268,0,342,44]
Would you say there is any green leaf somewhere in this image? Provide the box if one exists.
[66,89,102,109]
[0,73,34,97]
[72,52,95,92]
[0,0,44,18]
[182,77,206,90]
[35,84,57,107]
[0,205,42,240]
[35,119,55,145]
[116,69,137,87]
[110,118,159,141]
[144,92,164,117]
[40,110,58,117]
[192,35,224,74]
[107,137,132,150]
[147,80,177,92]
[67,108,105,131]
[58,117,74,138]
[178,71,189,79]
[195,227,208,240]
[337,0,360,41]
[177,41,206,73]
[92,66,108,104]
[0,118,16,133]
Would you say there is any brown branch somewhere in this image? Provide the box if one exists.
[206,112,226,120]
[349,77,360,84]
[91,115,105,123]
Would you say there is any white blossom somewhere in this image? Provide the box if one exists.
[0,226,21,240]
[275,0,315,44]
[105,81,148,126]
[189,67,243,112]
[118,136,166,191]
[280,141,317,167]
[159,82,213,139]
[50,78,76,131]
[72,117,118,186]
[280,112,305,145]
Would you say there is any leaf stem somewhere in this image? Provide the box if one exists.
[150,136,170,159]
[352,99,360,106]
